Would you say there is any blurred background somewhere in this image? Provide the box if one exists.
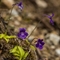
[0,0,60,60]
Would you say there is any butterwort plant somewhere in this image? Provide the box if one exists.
[17,28,35,49]
[17,28,45,50]
[10,46,29,60]
[0,1,45,60]
[36,39,45,50]
[0,33,16,43]
[13,2,23,10]
[9,1,45,60]
[6,1,23,21]
[44,13,54,25]
[9,27,44,60]
[17,28,28,40]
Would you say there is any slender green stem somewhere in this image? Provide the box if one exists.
[27,25,37,39]
[6,6,14,20]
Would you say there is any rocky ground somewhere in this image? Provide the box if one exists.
[0,0,60,60]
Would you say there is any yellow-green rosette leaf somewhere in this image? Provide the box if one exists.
[30,45,36,50]
[26,40,30,44]
[0,34,4,38]
[13,53,20,57]
[4,37,9,43]
[6,35,16,39]
[22,52,29,60]
[17,46,25,58]
[10,46,17,53]
[10,46,20,59]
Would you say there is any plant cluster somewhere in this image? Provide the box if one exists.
[0,1,54,60]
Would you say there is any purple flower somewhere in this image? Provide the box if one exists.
[17,28,28,40]
[36,39,45,50]
[13,2,23,10]
[17,2,23,10]
[44,13,54,25]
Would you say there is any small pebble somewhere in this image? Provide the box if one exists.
[14,21,20,26]
[49,33,60,45]
[55,48,60,55]
[35,0,47,8]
